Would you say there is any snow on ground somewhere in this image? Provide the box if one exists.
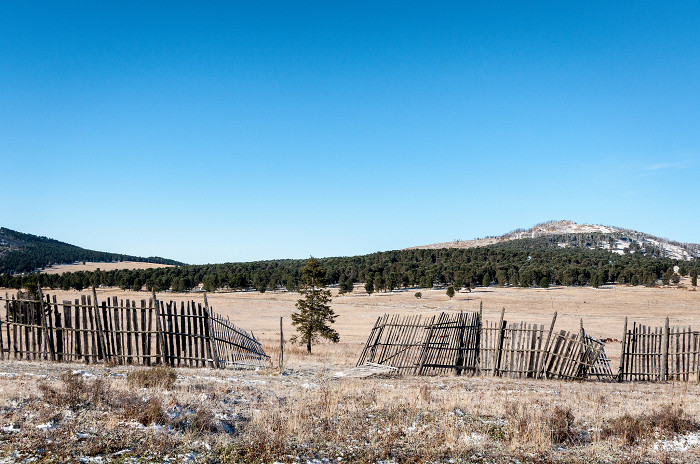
[654,432,700,452]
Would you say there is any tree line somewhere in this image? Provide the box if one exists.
[2,236,697,292]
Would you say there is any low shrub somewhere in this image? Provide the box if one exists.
[123,397,166,426]
[649,403,696,434]
[602,403,696,445]
[505,401,576,449]
[602,414,651,445]
[38,371,110,410]
[126,365,177,389]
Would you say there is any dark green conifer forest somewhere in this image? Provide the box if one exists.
[2,233,696,293]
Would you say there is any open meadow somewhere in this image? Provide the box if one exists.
[0,282,699,463]
[40,261,175,274]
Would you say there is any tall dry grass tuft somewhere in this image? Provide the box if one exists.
[602,402,697,446]
[126,365,177,389]
[38,371,110,411]
[505,400,576,451]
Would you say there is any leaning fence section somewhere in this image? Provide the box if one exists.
[0,290,269,369]
[358,309,612,381]
[543,330,604,381]
[618,318,699,382]
[209,312,269,368]
[356,311,481,375]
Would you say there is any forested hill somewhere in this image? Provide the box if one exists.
[2,234,697,292]
[0,227,183,274]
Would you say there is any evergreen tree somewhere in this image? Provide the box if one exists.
[446,286,455,299]
[482,273,490,287]
[374,274,384,293]
[285,275,296,292]
[539,276,549,288]
[364,279,374,295]
[661,268,672,286]
[291,258,339,353]
[496,269,507,286]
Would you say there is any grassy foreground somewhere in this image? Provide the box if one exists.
[0,359,699,463]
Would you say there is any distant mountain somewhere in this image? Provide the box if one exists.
[0,227,183,274]
[408,220,700,261]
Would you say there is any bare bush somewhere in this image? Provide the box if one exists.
[602,403,697,446]
[123,396,166,426]
[602,413,651,445]
[505,400,576,450]
[126,365,177,389]
[38,371,110,410]
[649,403,696,435]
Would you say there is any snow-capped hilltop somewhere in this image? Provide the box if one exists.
[408,220,700,261]
[502,220,617,240]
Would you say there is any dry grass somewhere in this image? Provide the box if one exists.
[0,361,698,463]
[1,283,700,462]
[126,365,177,389]
[40,261,174,274]
[48,280,700,370]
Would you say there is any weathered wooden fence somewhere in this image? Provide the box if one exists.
[618,318,700,382]
[0,289,269,369]
[358,310,611,381]
[480,312,554,378]
[356,311,481,375]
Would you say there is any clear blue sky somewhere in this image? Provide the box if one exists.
[2,2,699,264]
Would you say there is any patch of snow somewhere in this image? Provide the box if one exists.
[72,370,96,379]
[654,432,700,451]
[36,421,56,430]
[78,457,104,464]
[301,382,319,389]
[1,425,20,433]
[461,432,486,445]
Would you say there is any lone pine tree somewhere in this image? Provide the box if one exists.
[291,257,339,353]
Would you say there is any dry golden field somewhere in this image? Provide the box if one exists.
[1,283,699,463]
[40,261,175,274]
[73,280,700,370]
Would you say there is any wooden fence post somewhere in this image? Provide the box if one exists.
[152,291,168,366]
[416,316,437,375]
[279,316,284,374]
[203,293,221,369]
[475,307,483,375]
[36,285,56,362]
[91,287,109,365]
[576,318,587,380]
[661,317,669,382]
[538,312,557,379]
[492,308,505,377]
[617,317,628,382]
